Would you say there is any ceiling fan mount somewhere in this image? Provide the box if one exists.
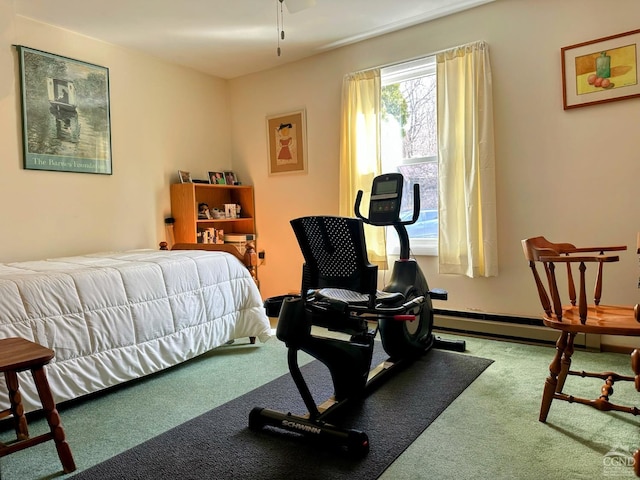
[281,0,317,14]
[276,0,316,56]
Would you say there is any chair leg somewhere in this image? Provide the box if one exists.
[556,332,575,393]
[540,331,570,423]
[31,366,76,474]
[632,349,640,392]
[4,371,29,441]
[630,350,640,477]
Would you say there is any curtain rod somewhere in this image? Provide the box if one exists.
[348,40,486,75]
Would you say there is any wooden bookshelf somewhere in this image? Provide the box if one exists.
[170,183,256,244]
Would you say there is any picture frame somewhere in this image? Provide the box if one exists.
[15,45,112,174]
[223,171,238,185]
[266,109,307,175]
[178,170,192,183]
[561,29,640,109]
[208,171,226,184]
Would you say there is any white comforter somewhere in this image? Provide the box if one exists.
[0,249,271,412]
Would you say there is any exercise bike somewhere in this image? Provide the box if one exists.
[249,173,465,456]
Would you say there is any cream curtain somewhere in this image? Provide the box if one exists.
[436,41,498,277]
[339,69,388,268]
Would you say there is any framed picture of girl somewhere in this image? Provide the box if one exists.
[266,109,307,175]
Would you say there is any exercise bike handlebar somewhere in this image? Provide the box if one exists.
[354,183,421,227]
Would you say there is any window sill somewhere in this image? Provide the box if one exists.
[387,241,438,257]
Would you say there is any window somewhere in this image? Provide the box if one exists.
[381,56,437,256]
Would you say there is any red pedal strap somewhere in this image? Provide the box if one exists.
[393,315,416,321]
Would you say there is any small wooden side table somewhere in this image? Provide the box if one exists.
[0,337,76,474]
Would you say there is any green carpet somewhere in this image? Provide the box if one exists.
[1,333,639,479]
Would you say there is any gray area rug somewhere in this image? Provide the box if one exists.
[70,345,492,480]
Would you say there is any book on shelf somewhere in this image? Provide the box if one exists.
[197,228,224,244]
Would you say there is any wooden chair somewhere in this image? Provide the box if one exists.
[0,337,76,474]
[522,236,640,474]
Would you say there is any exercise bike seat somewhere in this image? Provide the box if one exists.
[312,287,404,308]
[288,215,417,337]
[291,216,385,309]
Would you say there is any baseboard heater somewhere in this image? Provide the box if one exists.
[433,309,599,351]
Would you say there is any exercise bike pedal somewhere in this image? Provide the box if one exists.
[434,336,466,352]
[428,288,448,300]
[249,407,370,457]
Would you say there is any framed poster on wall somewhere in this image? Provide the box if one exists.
[15,45,112,174]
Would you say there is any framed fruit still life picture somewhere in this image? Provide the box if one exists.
[561,29,640,109]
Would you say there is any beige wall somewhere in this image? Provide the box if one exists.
[229,0,640,330]
[0,0,230,261]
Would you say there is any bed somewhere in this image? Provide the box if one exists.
[0,247,271,413]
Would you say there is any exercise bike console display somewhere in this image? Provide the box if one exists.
[369,173,403,225]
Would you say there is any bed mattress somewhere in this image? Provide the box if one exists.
[0,249,271,412]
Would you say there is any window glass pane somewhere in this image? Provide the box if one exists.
[398,161,438,239]
[398,76,437,159]
[381,60,438,251]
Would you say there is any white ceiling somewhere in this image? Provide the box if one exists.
[13,0,494,79]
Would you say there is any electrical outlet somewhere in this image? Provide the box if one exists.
[258,250,266,266]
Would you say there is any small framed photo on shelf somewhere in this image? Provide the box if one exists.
[208,171,226,184]
[178,170,192,183]
[223,171,238,185]
[198,203,211,219]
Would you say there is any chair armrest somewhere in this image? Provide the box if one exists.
[569,245,627,254]
[538,254,620,263]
